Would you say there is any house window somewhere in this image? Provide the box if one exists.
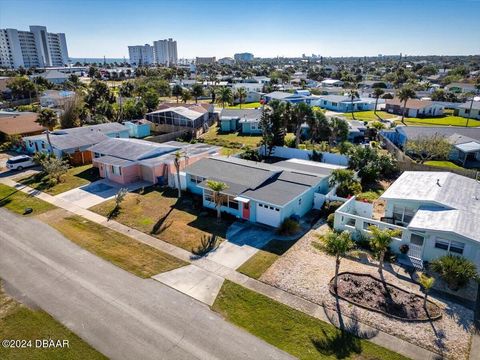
[435,238,464,255]
[112,165,122,175]
[227,196,239,210]
[190,175,204,184]
[204,189,214,203]
[94,152,101,158]
[392,206,415,225]
[298,198,302,205]
[346,218,355,226]
[410,233,424,246]
[41,142,46,149]
[251,123,259,130]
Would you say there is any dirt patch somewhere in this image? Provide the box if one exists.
[334,272,442,321]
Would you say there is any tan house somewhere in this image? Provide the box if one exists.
[0,112,45,141]
[385,98,444,118]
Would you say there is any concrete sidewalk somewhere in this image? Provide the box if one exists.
[0,177,440,360]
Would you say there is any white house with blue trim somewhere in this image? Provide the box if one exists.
[334,171,480,269]
[314,95,375,112]
[184,156,343,227]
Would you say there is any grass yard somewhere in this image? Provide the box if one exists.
[356,190,383,203]
[202,124,262,149]
[17,165,100,196]
[397,115,480,127]
[225,102,262,109]
[424,160,463,169]
[212,281,408,360]
[90,187,233,252]
[0,184,56,215]
[0,280,106,360]
[45,214,187,278]
[237,239,297,279]
[342,110,397,122]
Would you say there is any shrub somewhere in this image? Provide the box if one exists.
[326,213,335,228]
[321,201,343,217]
[278,218,300,236]
[284,133,296,148]
[240,148,261,162]
[431,255,479,291]
[337,181,362,198]
[399,244,409,254]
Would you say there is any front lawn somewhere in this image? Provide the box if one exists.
[202,125,262,149]
[0,280,106,360]
[45,214,187,278]
[424,160,463,169]
[398,115,480,127]
[342,111,397,121]
[17,165,100,196]
[89,187,233,252]
[212,280,408,360]
[0,184,56,215]
[237,239,297,279]
[225,102,262,109]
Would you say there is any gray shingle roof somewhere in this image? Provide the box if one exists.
[274,160,335,177]
[95,155,135,166]
[220,108,262,120]
[457,101,480,110]
[242,179,309,206]
[397,126,480,142]
[265,91,300,100]
[88,138,178,161]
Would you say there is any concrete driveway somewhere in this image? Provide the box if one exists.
[204,222,276,269]
[0,209,294,360]
[54,179,150,208]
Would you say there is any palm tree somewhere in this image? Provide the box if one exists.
[206,180,228,221]
[173,151,188,198]
[319,231,354,291]
[172,84,183,103]
[418,273,435,310]
[191,83,204,104]
[291,102,313,148]
[397,86,416,125]
[368,225,401,280]
[348,87,359,120]
[372,87,385,118]
[216,87,232,108]
[36,108,57,153]
[235,87,248,109]
[181,89,192,103]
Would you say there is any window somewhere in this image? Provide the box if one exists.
[393,206,415,225]
[112,165,121,175]
[298,198,302,205]
[190,175,204,184]
[410,234,424,246]
[250,123,258,130]
[346,218,355,226]
[435,238,464,255]
[204,189,214,202]
[227,195,239,210]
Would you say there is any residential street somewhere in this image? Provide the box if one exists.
[0,209,294,360]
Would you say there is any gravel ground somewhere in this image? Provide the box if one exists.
[260,225,474,359]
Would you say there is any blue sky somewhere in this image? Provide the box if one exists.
[0,0,479,59]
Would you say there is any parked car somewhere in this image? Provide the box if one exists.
[6,155,35,171]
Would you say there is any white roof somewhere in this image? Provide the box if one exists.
[321,79,343,84]
[456,141,480,153]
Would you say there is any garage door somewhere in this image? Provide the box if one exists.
[256,203,281,227]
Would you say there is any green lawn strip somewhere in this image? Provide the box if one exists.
[45,215,187,278]
[342,111,397,122]
[238,239,297,279]
[212,281,408,360]
[398,116,480,127]
[424,161,463,169]
[89,187,232,252]
[202,125,262,149]
[0,184,56,215]
[237,250,279,279]
[17,165,100,196]
[225,102,262,109]
[0,281,106,360]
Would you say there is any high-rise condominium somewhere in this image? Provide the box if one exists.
[128,44,155,66]
[153,38,177,66]
[0,25,69,69]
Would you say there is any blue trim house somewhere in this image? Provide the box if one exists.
[124,120,151,138]
[23,123,129,164]
[219,108,262,134]
[314,95,375,112]
[184,156,339,227]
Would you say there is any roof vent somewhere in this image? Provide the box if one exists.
[436,179,441,187]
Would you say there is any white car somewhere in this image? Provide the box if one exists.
[6,155,35,171]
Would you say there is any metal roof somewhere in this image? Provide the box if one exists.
[88,138,179,161]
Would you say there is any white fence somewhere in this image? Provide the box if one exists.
[259,146,349,166]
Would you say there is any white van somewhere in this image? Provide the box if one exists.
[6,155,35,171]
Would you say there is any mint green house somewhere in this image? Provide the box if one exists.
[185,157,336,227]
[334,171,480,269]
[219,108,262,134]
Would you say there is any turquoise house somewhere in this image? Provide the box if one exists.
[124,120,151,138]
[185,156,334,228]
[219,108,262,134]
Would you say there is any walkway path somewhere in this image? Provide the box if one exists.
[0,177,438,360]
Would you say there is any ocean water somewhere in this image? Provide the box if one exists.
[70,57,127,64]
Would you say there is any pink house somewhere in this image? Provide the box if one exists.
[89,138,219,185]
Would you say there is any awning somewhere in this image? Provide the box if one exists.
[234,196,250,203]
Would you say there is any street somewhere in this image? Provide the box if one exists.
[0,209,294,360]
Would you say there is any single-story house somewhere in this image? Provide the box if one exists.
[263,91,308,104]
[124,119,151,138]
[348,120,368,142]
[30,69,69,85]
[314,95,375,112]
[445,82,478,94]
[358,80,389,89]
[146,103,214,138]
[319,79,344,88]
[89,139,219,186]
[385,98,444,118]
[457,101,480,120]
[381,126,480,168]
[334,171,480,269]
[0,111,45,141]
[24,123,129,165]
[232,82,263,93]
[185,156,343,227]
[39,90,76,108]
[219,108,262,134]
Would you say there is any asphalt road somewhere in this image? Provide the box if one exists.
[0,209,294,360]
